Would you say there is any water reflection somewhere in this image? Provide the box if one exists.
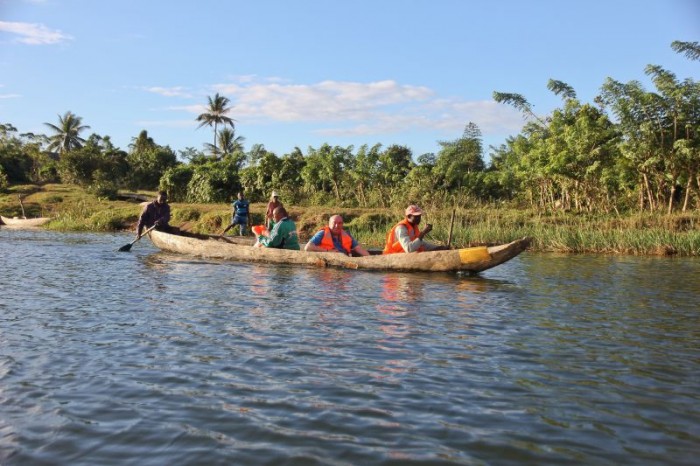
[2,231,699,465]
[379,273,424,303]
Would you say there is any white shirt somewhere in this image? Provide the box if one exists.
[394,224,438,253]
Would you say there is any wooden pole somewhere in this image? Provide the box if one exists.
[18,195,27,219]
[447,207,456,248]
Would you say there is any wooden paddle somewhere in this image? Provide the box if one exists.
[219,222,234,236]
[118,224,157,252]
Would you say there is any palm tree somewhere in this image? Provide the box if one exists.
[44,111,90,154]
[195,93,235,152]
[204,127,245,158]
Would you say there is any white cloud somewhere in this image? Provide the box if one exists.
[157,78,523,140]
[198,78,523,137]
[144,86,192,98]
[0,93,22,99]
[212,79,434,123]
[0,21,72,45]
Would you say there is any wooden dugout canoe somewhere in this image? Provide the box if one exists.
[0,215,51,228]
[148,230,531,273]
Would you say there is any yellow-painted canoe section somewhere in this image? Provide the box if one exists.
[458,246,491,264]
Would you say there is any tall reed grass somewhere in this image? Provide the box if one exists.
[2,184,699,256]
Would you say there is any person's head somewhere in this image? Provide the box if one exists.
[237,192,244,200]
[270,191,280,202]
[404,204,423,225]
[156,191,168,205]
[328,215,344,235]
[273,206,288,222]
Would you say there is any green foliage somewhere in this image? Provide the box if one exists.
[126,145,178,190]
[186,158,241,203]
[87,169,119,200]
[57,136,128,193]
[159,165,194,202]
[57,144,104,186]
[0,167,8,192]
[434,123,485,193]
[241,145,281,201]
[0,125,33,183]
[1,41,698,216]
[171,207,201,223]
[302,144,354,201]
[274,148,306,204]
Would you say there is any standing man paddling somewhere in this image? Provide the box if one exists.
[135,191,171,240]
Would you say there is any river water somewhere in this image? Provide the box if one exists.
[0,229,698,465]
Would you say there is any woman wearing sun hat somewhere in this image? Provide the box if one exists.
[383,204,440,254]
[265,190,283,230]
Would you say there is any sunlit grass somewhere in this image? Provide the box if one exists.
[2,183,699,255]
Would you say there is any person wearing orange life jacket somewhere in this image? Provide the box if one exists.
[383,204,441,254]
[304,215,370,256]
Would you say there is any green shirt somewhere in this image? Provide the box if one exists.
[258,217,300,250]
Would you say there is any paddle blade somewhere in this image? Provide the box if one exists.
[118,243,133,252]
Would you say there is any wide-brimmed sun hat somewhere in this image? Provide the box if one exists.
[405,205,423,216]
[271,191,279,197]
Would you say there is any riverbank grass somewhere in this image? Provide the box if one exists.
[1,184,699,256]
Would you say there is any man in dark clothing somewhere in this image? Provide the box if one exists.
[135,191,171,239]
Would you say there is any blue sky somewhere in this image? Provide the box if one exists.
[1,0,698,160]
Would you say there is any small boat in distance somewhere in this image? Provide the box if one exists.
[0,215,51,228]
[148,229,531,274]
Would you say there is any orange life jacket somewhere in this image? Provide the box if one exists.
[383,219,425,254]
[318,227,353,255]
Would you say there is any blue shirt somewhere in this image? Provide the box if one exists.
[232,199,249,219]
[309,229,359,252]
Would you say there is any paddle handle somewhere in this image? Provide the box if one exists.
[133,224,157,244]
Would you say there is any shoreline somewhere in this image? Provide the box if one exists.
[1,183,699,256]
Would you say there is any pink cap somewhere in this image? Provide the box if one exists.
[405,205,423,216]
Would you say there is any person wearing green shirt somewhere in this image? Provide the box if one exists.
[257,206,300,250]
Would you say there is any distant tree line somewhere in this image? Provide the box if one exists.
[1,41,698,213]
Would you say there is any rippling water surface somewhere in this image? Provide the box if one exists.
[1,229,698,465]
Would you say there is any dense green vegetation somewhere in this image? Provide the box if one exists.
[1,41,698,254]
[2,184,698,256]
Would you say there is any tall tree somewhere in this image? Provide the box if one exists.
[195,93,235,152]
[302,144,352,201]
[127,133,178,190]
[44,111,90,154]
[349,143,382,207]
[129,130,157,153]
[204,127,245,158]
[434,123,485,192]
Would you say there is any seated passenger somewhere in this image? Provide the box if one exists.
[383,204,441,254]
[256,206,300,250]
[304,215,370,256]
